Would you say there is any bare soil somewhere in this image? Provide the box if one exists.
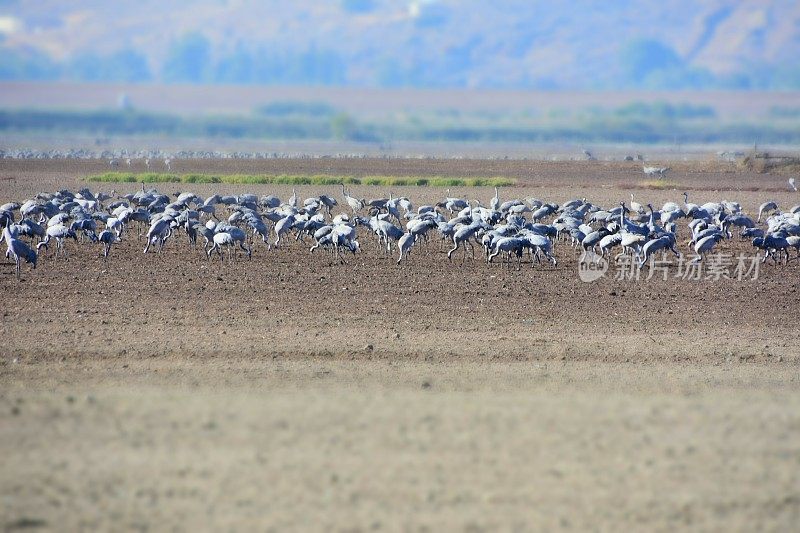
[2,158,799,531]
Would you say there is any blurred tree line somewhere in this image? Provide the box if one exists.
[1,32,799,89]
[0,33,346,86]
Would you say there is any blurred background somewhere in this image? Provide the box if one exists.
[1,0,799,158]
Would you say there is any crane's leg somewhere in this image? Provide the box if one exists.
[447,241,458,261]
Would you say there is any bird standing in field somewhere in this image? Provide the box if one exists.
[341,184,364,215]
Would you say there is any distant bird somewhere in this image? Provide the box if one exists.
[790,178,797,192]
[643,165,670,178]
[582,149,595,161]
[164,158,172,172]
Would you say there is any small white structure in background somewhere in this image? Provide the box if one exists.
[717,150,745,162]
[117,93,131,110]
[790,177,797,192]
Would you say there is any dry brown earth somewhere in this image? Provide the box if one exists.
[2,158,799,531]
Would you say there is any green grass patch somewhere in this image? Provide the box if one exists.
[639,179,680,190]
[86,173,516,187]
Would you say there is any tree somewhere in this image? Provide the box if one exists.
[162,32,211,83]
[330,112,356,140]
[69,49,151,82]
[214,45,254,84]
[619,39,683,85]
[108,49,151,82]
[0,46,59,80]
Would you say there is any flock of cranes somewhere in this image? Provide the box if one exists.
[2,183,800,279]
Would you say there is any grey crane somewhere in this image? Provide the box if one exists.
[447,221,484,261]
[97,229,120,259]
[691,234,723,263]
[638,235,680,268]
[752,234,790,264]
[36,224,77,258]
[396,232,417,264]
[490,187,500,211]
[341,184,364,215]
[758,201,778,223]
[488,237,526,269]
[5,233,37,279]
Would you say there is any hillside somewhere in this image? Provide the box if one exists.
[1,0,799,89]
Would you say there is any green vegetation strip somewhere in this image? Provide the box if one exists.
[638,179,680,190]
[86,173,516,187]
